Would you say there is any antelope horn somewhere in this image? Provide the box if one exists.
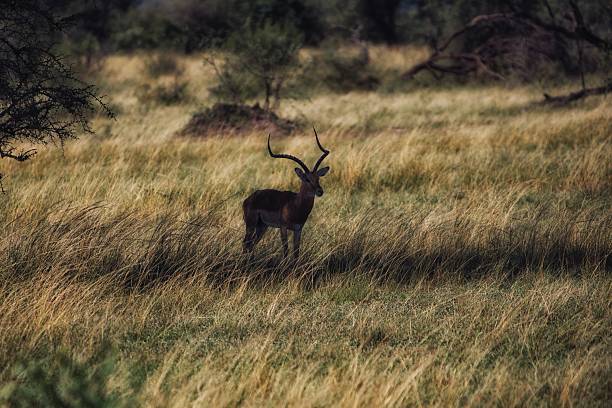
[312,126,329,172]
[268,134,310,173]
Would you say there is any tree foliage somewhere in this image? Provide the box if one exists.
[0,0,111,180]
[208,21,304,112]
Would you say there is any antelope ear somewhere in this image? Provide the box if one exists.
[294,167,308,181]
[316,166,330,177]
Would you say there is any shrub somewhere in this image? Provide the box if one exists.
[207,20,304,112]
[145,54,184,78]
[110,8,186,51]
[62,32,105,73]
[316,44,380,92]
[138,80,190,106]
[139,54,189,106]
[0,350,121,408]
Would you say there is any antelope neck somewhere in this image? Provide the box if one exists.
[295,182,315,214]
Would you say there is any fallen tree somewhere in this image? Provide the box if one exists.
[402,1,610,105]
[541,82,612,105]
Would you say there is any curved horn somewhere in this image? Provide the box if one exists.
[312,127,329,172]
[268,134,309,173]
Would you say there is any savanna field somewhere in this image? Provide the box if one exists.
[0,48,610,406]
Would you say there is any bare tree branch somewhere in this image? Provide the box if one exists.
[402,1,610,104]
[0,0,112,182]
[401,13,517,81]
[0,148,37,162]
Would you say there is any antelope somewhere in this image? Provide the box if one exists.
[242,128,330,259]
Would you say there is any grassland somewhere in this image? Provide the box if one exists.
[0,48,610,407]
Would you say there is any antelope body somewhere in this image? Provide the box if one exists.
[243,128,330,259]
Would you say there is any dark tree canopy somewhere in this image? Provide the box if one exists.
[358,0,401,44]
[0,0,110,170]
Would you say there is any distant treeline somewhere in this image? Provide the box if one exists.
[53,0,612,53]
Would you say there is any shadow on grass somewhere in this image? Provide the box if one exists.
[0,205,609,291]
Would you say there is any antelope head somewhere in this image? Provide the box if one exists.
[268,127,330,197]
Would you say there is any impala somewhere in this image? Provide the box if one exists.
[242,128,330,259]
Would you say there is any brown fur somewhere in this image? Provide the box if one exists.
[242,169,327,258]
[243,130,330,259]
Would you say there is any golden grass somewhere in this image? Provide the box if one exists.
[0,50,610,407]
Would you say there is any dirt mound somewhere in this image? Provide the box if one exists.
[179,103,299,137]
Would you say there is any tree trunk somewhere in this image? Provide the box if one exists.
[541,83,611,105]
[272,79,284,112]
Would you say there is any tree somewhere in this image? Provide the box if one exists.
[0,0,111,186]
[401,0,611,103]
[248,0,324,45]
[358,0,401,44]
[207,20,303,112]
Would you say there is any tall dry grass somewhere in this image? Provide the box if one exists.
[0,50,610,407]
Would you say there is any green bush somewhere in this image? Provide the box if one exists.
[145,54,184,78]
[61,32,105,73]
[207,20,304,112]
[0,350,122,408]
[317,45,380,92]
[138,80,190,106]
[110,9,185,51]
